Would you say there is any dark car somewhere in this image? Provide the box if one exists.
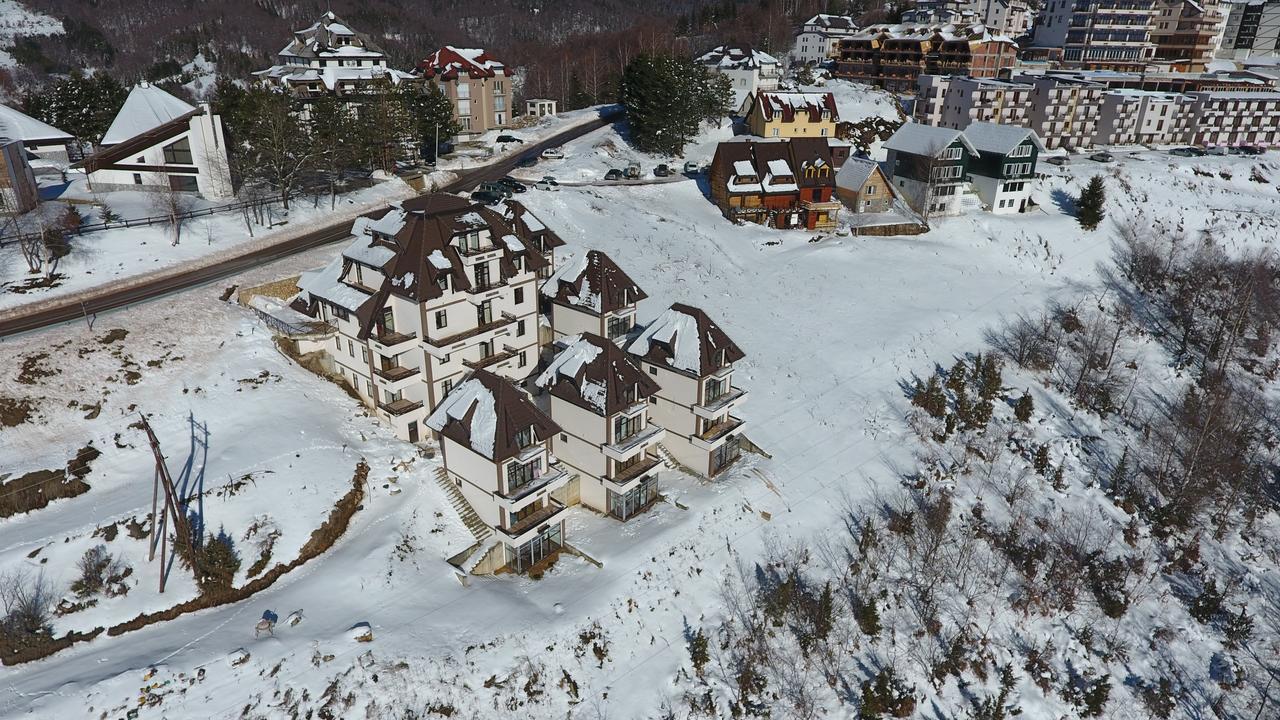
[1169,147,1206,157]
[497,177,528,193]
[471,189,504,205]
[496,134,524,144]
[604,169,624,181]
[516,154,539,168]
[653,164,672,177]
[477,181,512,198]
[1233,145,1265,155]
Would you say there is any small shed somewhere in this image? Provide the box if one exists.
[525,99,558,118]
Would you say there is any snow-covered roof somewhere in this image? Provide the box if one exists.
[835,156,882,191]
[541,250,646,315]
[883,122,978,157]
[537,334,659,416]
[697,46,780,71]
[753,92,839,123]
[255,65,415,90]
[101,83,197,146]
[732,160,756,177]
[804,14,858,32]
[426,370,560,462]
[296,255,373,313]
[276,11,388,62]
[419,46,507,80]
[0,103,72,144]
[962,121,1045,155]
[627,304,745,377]
[426,378,498,458]
[342,240,396,268]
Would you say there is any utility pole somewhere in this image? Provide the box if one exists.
[141,414,197,593]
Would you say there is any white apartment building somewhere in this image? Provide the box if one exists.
[292,194,562,443]
[1023,74,1105,149]
[696,46,783,111]
[1219,0,1280,59]
[1189,90,1280,145]
[1035,0,1161,69]
[792,14,860,66]
[626,304,749,478]
[76,83,233,199]
[906,0,1033,36]
[541,250,647,346]
[915,76,1035,129]
[1096,88,1198,144]
[426,369,572,575]
[537,334,666,520]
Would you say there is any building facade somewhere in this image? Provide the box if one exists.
[0,104,73,165]
[292,194,562,443]
[914,72,1106,149]
[744,92,839,138]
[254,12,417,100]
[419,46,514,138]
[696,46,782,110]
[0,139,38,214]
[1096,88,1198,143]
[75,83,233,199]
[834,156,899,213]
[1151,0,1228,70]
[834,23,1019,92]
[1218,0,1280,59]
[542,250,647,346]
[884,123,980,216]
[1034,0,1161,70]
[709,137,841,230]
[963,121,1044,212]
[626,304,748,478]
[792,14,861,66]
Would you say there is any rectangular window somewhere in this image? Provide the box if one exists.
[168,175,198,192]
[348,339,354,356]
[519,351,527,367]
[334,337,341,350]
[132,173,143,185]
[361,347,369,363]
[514,426,534,449]
[437,275,449,291]
[514,287,524,304]
[607,316,631,339]
[517,319,526,336]
[457,82,470,99]
[435,310,447,329]
[614,413,641,442]
[940,146,963,160]
[163,137,193,164]
[507,460,536,493]
[1008,144,1032,158]
[441,379,453,396]
[477,300,493,326]
[705,377,727,404]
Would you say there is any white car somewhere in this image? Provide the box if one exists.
[541,147,565,160]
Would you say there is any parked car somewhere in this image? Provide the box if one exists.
[1206,145,1228,156]
[1045,156,1070,166]
[1090,152,1115,163]
[496,134,524,144]
[604,169,624,181]
[541,147,564,159]
[516,154,539,168]
[653,164,672,177]
[536,179,560,191]
[683,160,701,174]
[1169,147,1201,157]
[471,189,504,205]
[623,162,641,179]
[1233,144,1265,155]
[497,177,527,193]
[478,181,512,198]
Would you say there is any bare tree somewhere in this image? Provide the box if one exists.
[148,184,196,246]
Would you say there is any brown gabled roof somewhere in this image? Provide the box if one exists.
[536,333,661,417]
[418,46,507,80]
[788,137,838,188]
[71,109,202,172]
[750,92,839,124]
[426,369,560,463]
[540,250,646,316]
[626,303,746,378]
[501,200,565,253]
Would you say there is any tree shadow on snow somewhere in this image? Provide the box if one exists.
[1050,187,1077,216]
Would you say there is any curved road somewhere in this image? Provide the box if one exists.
[0,108,621,339]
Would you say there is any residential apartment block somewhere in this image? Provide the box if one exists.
[419,46,514,138]
[884,123,981,216]
[834,22,1018,92]
[537,334,665,520]
[75,83,233,199]
[292,194,561,443]
[426,369,571,575]
[709,137,842,230]
[1218,0,1280,59]
[792,14,860,66]
[1096,88,1198,144]
[1189,90,1280,145]
[626,304,748,478]
[744,92,839,138]
[254,12,418,100]
[1151,0,1228,70]
[696,46,782,110]
[542,250,647,345]
[1033,0,1160,70]
[914,73,1104,149]
[904,0,1033,37]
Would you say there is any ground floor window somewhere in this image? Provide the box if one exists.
[168,174,198,192]
[711,435,742,475]
[512,523,563,573]
[608,476,659,521]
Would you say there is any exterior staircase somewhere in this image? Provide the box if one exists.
[654,443,700,478]
[433,467,492,542]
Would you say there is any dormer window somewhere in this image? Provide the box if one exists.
[621,384,637,406]
[437,275,449,291]
[514,426,534,449]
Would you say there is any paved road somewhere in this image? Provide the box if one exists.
[0,108,621,339]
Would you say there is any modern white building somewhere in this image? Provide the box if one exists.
[537,333,666,520]
[696,46,783,111]
[292,194,562,442]
[254,11,417,100]
[962,121,1044,213]
[626,304,749,478]
[1034,0,1161,69]
[541,250,647,346]
[75,83,233,199]
[1096,88,1198,144]
[426,369,572,575]
[792,14,860,67]
[0,103,74,165]
[1219,0,1280,60]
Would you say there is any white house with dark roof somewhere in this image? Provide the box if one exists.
[0,103,74,165]
[961,121,1043,213]
[883,122,981,216]
[255,12,417,101]
[792,14,860,67]
[536,334,667,520]
[292,194,562,442]
[626,304,748,478]
[427,369,572,574]
[73,83,233,199]
[696,46,782,110]
[541,250,647,346]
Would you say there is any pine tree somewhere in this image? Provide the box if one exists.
[814,582,834,643]
[309,95,359,208]
[912,375,947,418]
[198,527,241,592]
[687,628,709,678]
[1033,444,1050,475]
[622,54,733,156]
[1076,175,1107,231]
[23,71,126,146]
[398,82,461,160]
[1014,391,1034,423]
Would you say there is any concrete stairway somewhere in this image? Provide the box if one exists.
[434,467,492,542]
[654,443,699,478]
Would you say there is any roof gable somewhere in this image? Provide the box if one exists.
[540,250,646,315]
[0,103,72,144]
[883,122,978,157]
[627,303,745,377]
[962,121,1045,155]
[536,334,660,416]
[426,370,560,462]
[420,46,506,80]
[102,83,197,146]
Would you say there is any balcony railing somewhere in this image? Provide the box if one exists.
[374,365,419,382]
[466,278,508,295]
[425,315,515,350]
[373,328,416,347]
[464,349,517,371]
[500,500,566,538]
[610,455,662,486]
[698,416,744,444]
[379,398,423,416]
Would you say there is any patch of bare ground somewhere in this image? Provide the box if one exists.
[4,272,67,294]
[0,445,102,518]
[0,396,36,428]
[16,352,59,385]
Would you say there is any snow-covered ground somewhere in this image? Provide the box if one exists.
[513,122,734,184]
[0,177,417,313]
[3,152,1279,718]
[0,0,61,74]
[436,105,617,171]
[797,77,906,124]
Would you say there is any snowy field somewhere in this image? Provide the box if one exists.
[2,150,1280,718]
[436,105,618,171]
[797,77,905,124]
[0,177,417,313]
[514,121,735,183]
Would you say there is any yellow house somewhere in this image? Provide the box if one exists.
[745,91,840,139]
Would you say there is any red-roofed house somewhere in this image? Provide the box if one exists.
[419,46,514,138]
[745,91,840,138]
